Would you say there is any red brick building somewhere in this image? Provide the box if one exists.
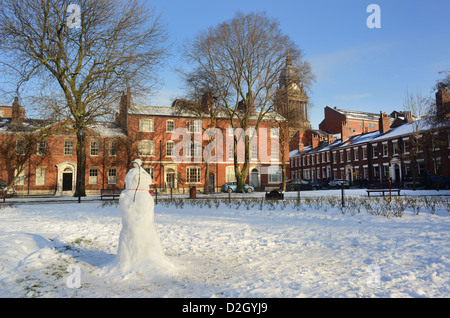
[289,86,450,188]
[318,106,415,138]
[0,92,289,196]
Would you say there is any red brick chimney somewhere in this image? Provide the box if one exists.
[436,82,450,119]
[311,133,319,149]
[341,121,350,142]
[11,97,25,123]
[201,91,213,112]
[118,88,131,131]
[378,112,390,134]
[404,111,413,123]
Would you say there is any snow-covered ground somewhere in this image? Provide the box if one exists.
[0,189,449,298]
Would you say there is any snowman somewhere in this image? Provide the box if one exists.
[114,158,174,276]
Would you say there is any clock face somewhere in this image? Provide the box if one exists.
[291,83,299,90]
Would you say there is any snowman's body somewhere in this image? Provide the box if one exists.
[115,160,173,275]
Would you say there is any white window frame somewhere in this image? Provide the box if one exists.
[89,168,98,185]
[187,166,201,184]
[90,141,99,156]
[37,140,47,156]
[64,140,73,156]
[108,168,117,185]
[226,166,236,182]
[268,167,282,183]
[166,120,175,133]
[382,142,388,157]
[36,167,46,186]
[139,140,155,157]
[251,144,258,161]
[139,119,154,132]
[109,140,118,157]
[166,141,174,157]
[372,143,378,158]
[187,120,201,133]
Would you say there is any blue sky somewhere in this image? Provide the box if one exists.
[148,0,450,128]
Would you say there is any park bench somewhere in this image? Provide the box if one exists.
[366,189,401,197]
[100,189,122,200]
[0,190,6,203]
[265,189,284,200]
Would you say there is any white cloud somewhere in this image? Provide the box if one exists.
[309,44,387,82]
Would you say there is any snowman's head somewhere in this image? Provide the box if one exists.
[132,158,142,168]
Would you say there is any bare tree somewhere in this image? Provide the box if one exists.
[403,89,429,190]
[0,0,169,196]
[181,11,311,191]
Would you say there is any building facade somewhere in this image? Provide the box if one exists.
[0,92,289,196]
[290,105,450,188]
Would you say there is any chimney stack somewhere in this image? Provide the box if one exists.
[404,111,413,123]
[341,121,350,142]
[436,82,450,119]
[311,133,319,149]
[378,111,390,134]
[118,88,131,131]
[11,97,25,123]
[201,91,213,113]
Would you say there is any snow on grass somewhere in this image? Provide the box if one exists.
[0,189,449,298]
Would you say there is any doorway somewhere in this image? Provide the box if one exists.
[62,171,73,191]
[250,168,259,188]
[209,173,215,193]
[55,161,76,196]
[165,168,175,189]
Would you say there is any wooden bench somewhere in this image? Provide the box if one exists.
[100,189,122,200]
[0,190,6,203]
[265,189,284,200]
[366,189,401,197]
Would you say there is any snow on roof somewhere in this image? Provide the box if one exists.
[332,107,381,121]
[129,105,286,122]
[292,117,449,157]
[370,119,434,142]
[0,118,50,134]
[128,105,195,117]
[87,122,126,138]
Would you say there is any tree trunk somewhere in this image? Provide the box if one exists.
[75,131,86,197]
[204,162,210,194]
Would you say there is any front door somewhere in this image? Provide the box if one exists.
[166,168,175,189]
[250,168,259,187]
[62,173,73,191]
[209,173,215,193]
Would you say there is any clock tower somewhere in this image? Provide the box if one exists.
[275,55,311,149]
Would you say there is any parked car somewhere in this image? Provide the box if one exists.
[286,179,312,191]
[310,181,322,190]
[221,182,254,193]
[430,176,450,189]
[0,180,16,198]
[328,179,350,189]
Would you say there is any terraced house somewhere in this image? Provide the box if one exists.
[290,84,450,189]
